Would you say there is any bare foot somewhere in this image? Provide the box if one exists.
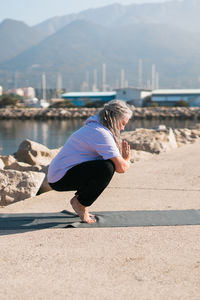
[70,196,96,224]
[89,213,95,218]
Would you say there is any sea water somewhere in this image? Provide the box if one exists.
[0,118,198,155]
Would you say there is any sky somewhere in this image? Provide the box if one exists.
[0,0,176,26]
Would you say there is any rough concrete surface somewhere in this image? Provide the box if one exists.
[0,141,200,299]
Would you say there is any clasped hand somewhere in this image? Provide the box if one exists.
[122,140,130,161]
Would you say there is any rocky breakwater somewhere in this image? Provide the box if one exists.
[0,107,100,119]
[1,107,200,119]
[1,125,200,206]
[122,124,200,162]
[132,107,200,119]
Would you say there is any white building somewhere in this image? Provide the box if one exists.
[115,87,152,107]
[7,87,35,99]
[0,86,2,96]
[7,88,24,97]
[22,87,35,99]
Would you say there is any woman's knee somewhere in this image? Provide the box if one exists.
[106,159,115,173]
[100,159,115,178]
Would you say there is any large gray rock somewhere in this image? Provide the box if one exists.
[0,169,45,206]
[4,161,52,194]
[121,127,177,154]
[15,139,61,166]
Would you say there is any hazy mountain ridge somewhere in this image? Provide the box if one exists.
[1,19,200,89]
[0,0,200,90]
[34,0,200,36]
[0,19,46,63]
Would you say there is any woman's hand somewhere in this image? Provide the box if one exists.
[110,140,131,173]
[122,140,130,161]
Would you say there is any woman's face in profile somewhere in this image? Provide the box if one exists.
[119,117,129,131]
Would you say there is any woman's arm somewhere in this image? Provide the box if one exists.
[110,140,131,173]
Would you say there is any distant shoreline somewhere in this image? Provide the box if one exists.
[0,107,200,120]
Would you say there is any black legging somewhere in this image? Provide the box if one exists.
[48,159,115,207]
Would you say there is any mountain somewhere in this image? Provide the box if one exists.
[0,19,46,63]
[0,20,110,88]
[33,14,77,36]
[33,4,126,36]
[34,0,200,36]
[1,19,200,89]
[1,0,200,90]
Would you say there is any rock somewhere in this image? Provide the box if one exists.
[174,128,200,147]
[0,169,45,206]
[0,155,16,167]
[121,127,178,154]
[130,150,154,163]
[191,129,200,137]
[168,128,178,149]
[153,124,167,131]
[15,139,61,166]
[4,161,52,194]
[1,195,15,205]
[38,179,52,194]
[4,161,43,172]
[38,165,52,194]
[0,158,5,169]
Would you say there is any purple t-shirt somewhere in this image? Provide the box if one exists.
[47,115,121,183]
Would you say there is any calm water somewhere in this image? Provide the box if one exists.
[0,118,198,155]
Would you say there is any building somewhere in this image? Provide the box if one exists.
[6,87,35,99]
[62,92,116,106]
[0,86,2,96]
[151,89,200,107]
[7,88,24,97]
[23,87,35,99]
[115,87,152,107]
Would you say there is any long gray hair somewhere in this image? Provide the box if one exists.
[99,100,133,152]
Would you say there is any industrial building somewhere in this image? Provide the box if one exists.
[151,89,200,107]
[115,87,152,107]
[60,89,200,107]
[61,89,153,107]
[62,92,116,106]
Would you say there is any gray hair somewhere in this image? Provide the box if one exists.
[99,100,133,152]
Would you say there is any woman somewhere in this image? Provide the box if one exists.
[47,100,133,224]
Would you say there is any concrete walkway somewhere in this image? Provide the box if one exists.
[0,141,200,299]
